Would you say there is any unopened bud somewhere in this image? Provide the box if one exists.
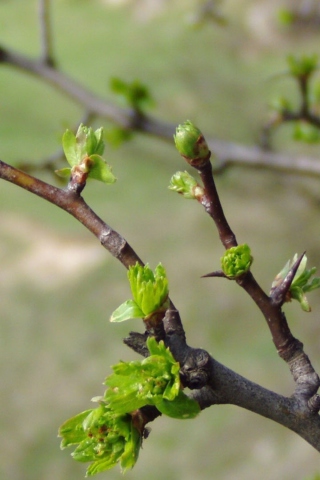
[174,121,210,167]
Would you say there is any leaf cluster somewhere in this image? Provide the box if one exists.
[59,404,141,476]
[105,338,200,419]
[56,124,116,184]
[59,338,199,476]
[110,263,169,322]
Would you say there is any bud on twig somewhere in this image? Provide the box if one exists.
[221,244,253,279]
[271,253,320,311]
[174,121,211,168]
[168,171,204,199]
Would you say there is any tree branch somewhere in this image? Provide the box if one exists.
[38,0,55,66]
[1,158,320,451]
[126,311,320,451]
[1,44,320,177]
[178,149,320,416]
[0,159,142,268]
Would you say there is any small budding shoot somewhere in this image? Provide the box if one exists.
[221,244,253,279]
[110,262,169,323]
[271,253,320,312]
[168,171,204,199]
[55,124,116,184]
[287,54,318,78]
[174,120,211,167]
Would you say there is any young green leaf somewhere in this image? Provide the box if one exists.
[110,263,169,323]
[168,171,204,199]
[86,154,116,184]
[110,300,144,323]
[58,124,116,184]
[156,391,200,419]
[59,402,141,476]
[271,253,320,311]
[128,263,169,316]
[59,410,92,448]
[105,338,199,419]
[62,129,79,167]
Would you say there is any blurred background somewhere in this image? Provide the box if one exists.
[1,0,320,479]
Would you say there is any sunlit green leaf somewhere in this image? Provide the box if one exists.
[110,300,144,323]
[88,154,116,184]
[156,391,200,419]
[59,410,92,448]
[62,129,79,167]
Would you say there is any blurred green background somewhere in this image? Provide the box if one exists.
[1,0,320,479]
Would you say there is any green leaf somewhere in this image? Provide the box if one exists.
[105,338,191,416]
[110,300,144,323]
[110,77,154,111]
[59,410,92,448]
[88,154,116,184]
[290,286,311,312]
[60,125,117,184]
[168,171,204,199]
[92,127,105,156]
[59,402,142,475]
[156,391,200,419]
[119,424,141,473]
[62,129,79,167]
[271,253,320,311]
[86,456,119,476]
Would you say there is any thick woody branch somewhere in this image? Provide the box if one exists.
[125,317,320,451]
[189,357,320,451]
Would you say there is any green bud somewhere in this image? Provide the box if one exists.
[221,244,253,279]
[168,171,204,199]
[293,122,320,144]
[129,263,169,316]
[287,54,318,78]
[174,120,210,166]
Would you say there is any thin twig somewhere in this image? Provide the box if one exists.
[187,154,320,406]
[1,45,320,177]
[0,159,142,268]
[38,0,55,66]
